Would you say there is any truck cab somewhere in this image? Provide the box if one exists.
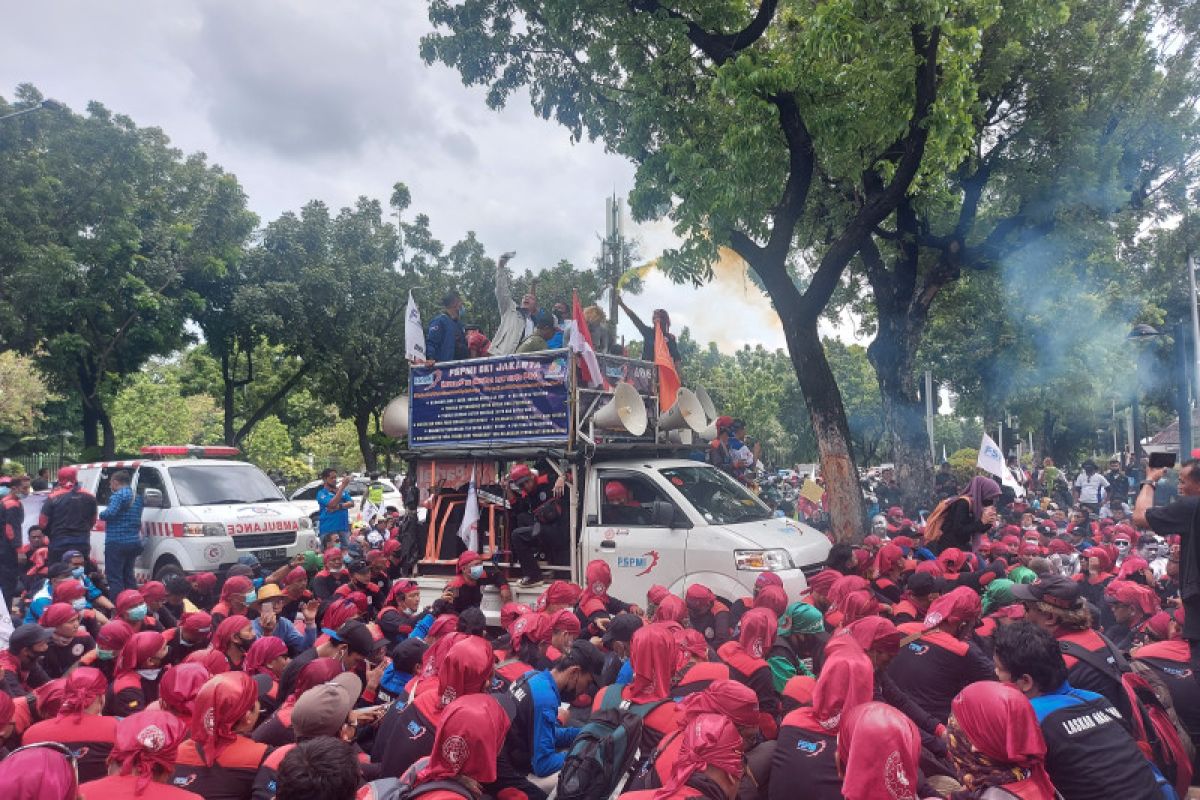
[77,446,320,582]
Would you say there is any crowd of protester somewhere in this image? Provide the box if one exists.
[0,455,1195,800]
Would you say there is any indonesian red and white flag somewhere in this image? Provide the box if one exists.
[570,291,606,389]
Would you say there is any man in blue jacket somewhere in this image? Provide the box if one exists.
[425,290,468,363]
[491,640,605,799]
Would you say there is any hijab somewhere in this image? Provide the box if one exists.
[413,694,511,785]
[192,672,259,765]
[736,607,777,661]
[786,646,873,735]
[963,477,1001,523]
[243,637,288,678]
[827,575,870,614]
[110,710,190,795]
[937,548,968,576]
[831,616,902,659]
[778,602,826,636]
[872,544,905,579]
[753,585,788,619]
[839,591,879,627]
[540,580,583,611]
[982,579,1016,615]
[924,586,982,632]
[211,615,250,655]
[579,560,613,612]
[115,631,165,680]
[58,667,108,721]
[626,623,679,703]
[158,663,210,725]
[838,702,922,800]
[436,637,495,709]
[653,595,688,624]
[0,744,78,800]
[947,682,1055,799]
[653,713,744,800]
[500,602,532,630]
[676,679,759,728]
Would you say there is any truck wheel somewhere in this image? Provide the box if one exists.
[154,558,184,583]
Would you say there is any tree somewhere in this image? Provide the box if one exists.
[301,420,363,472]
[110,369,220,454]
[855,0,1199,505]
[0,351,58,447]
[421,0,1013,540]
[242,416,293,471]
[0,85,255,456]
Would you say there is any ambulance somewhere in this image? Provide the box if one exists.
[76,446,320,582]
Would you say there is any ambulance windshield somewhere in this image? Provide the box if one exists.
[170,463,285,506]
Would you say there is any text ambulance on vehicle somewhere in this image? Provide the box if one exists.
[389,349,831,619]
[75,446,320,582]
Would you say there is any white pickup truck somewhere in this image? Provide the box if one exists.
[396,350,831,615]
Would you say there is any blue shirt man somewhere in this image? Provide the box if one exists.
[425,290,468,363]
[98,471,144,595]
[316,470,353,548]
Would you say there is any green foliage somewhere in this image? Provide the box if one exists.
[0,351,57,437]
[110,369,221,453]
[242,416,293,470]
[300,420,362,472]
[948,448,980,485]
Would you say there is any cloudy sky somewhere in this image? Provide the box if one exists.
[1,2,863,352]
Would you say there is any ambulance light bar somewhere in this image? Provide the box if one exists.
[140,445,241,458]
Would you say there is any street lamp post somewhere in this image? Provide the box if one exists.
[1128,323,1193,461]
[0,99,63,123]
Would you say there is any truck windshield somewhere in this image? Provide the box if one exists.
[659,466,772,524]
[169,464,286,506]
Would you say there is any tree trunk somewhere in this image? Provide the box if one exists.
[99,403,115,459]
[355,409,377,473]
[785,318,863,542]
[868,309,934,512]
[78,362,100,450]
[221,352,236,446]
[233,362,312,445]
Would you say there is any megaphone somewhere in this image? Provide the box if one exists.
[693,386,718,424]
[380,395,410,438]
[658,388,707,433]
[697,421,718,442]
[592,382,648,436]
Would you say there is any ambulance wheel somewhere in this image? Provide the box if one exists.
[154,558,184,583]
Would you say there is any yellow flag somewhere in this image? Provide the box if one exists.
[800,478,825,504]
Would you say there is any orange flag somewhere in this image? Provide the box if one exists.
[655,319,680,411]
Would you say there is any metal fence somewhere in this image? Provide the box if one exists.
[1,451,81,477]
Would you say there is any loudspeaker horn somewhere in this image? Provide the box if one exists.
[697,421,718,442]
[658,388,707,433]
[693,386,718,423]
[592,382,648,436]
[381,395,410,438]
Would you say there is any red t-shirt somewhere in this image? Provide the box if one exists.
[82,774,203,800]
[23,713,117,783]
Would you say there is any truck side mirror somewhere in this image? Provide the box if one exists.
[142,488,165,509]
[651,500,675,528]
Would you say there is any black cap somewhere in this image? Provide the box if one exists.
[905,572,937,597]
[347,559,370,576]
[47,563,72,580]
[9,623,52,653]
[336,620,386,657]
[1010,574,1082,610]
[602,612,643,647]
[391,638,428,673]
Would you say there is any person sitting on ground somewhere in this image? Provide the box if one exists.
[253,657,344,748]
[22,666,116,783]
[172,673,270,799]
[575,559,637,636]
[491,640,605,800]
[836,702,923,800]
[992,621,1162,800]
[39,602,95,680]
[685,584,734,653]
[442,550,512,614]
[767,601,825,690]
[618,713,743,800]
[153,662,209,729]
[716,607,780,738]
[591,623,680,751]
[80,709,202,799]
[242,636,289,715]
[945,680,1057,800]
[108,630,168,717]
[0,740,81,800]
[0,623,52,696]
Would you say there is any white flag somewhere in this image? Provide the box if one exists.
[977,433,1026,498]
[360,498,380,526]
[457,468,480,552]
[404,291,426,362]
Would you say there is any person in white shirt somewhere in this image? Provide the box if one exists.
[489,252,538,355]
[1073,460,1109,512]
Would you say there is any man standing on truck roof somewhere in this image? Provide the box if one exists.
[316,469,355,549]
[39,466,98,565]
[426,290,469,363]
[508,464,568,589]
[99,470,144,596]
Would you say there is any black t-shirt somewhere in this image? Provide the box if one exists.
[768,726,839,800]
[1037,693,1161,800]
[276,646,318,705]
[1146,496,1199,603]
[1106,470,1132,502]
[885,632,995,722]
[373,698,437,777]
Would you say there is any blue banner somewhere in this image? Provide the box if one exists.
[409,353,572,448]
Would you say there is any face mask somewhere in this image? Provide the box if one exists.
[71,567,84,578]
[468,565,485,581]
[137,667,162,681]
[245,590,258,605]
[97,648,115,661]
[234,636,254,650]
[127,604,148,622]
[71,599,87,612]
